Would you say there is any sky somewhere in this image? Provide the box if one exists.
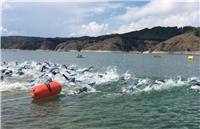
[1,0,199,37]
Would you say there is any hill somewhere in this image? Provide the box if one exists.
[1,26,199,52]
[151,28,200,52]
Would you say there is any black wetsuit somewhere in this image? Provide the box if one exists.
[78,87,88,94]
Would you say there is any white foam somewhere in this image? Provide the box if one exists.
[191,85,200,91]
[0,81,29,92]
[1,61,199,95]
[137,78,150,86]
[0,61,121,93]
[146,78,186,91]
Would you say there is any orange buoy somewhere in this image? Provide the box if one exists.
[31,81,61,99]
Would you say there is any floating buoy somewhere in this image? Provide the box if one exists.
[31,81,61,99]
[188,55,194,61]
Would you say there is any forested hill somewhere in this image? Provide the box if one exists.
[1,26,200,52]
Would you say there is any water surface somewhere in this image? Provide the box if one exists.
[1,50,200,129]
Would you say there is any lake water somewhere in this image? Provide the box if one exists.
[1,50,200,129]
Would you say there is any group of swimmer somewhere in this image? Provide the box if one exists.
[1,61,200,95]
[122,78,200,93]
[1,61,107,95]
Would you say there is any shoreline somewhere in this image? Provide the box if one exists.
[1,49,200,55]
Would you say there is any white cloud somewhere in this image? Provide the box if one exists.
[3,0,129,2]
[114,0,199,33]
[77,2,124,16]
[81,21,108,32]
[4,0,199,2]
[0,26,27,36]
[117,11,199,33]
[70,21,108,36]
[1,2,14,10]
[0,26,8,32]
[2,1,199,37]
[61,2,124,25]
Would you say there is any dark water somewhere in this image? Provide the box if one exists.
[1,50,200,129]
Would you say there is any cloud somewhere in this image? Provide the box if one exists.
[0,26,8,32]
[70,2,124,17]
[1,2,14,10]
[4,0,126,2]
[0,26,27,36]
[2,1,199,37]
[114,0,199,33]
[70,21,108,36]
[117,11,199,33]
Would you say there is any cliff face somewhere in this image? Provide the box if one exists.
[1,26,199,52]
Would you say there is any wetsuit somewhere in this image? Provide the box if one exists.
[78,86,88,94]
[62,74,75,82]
[128,85,134,92]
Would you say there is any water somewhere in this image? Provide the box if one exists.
[1,50,200,129]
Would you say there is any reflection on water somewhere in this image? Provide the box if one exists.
[31,95,61,106]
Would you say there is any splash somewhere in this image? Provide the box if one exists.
[0,61,121,93]
[1,61,200,94]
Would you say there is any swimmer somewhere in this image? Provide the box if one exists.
[41,65,48,72]
[69,66,77,71]
[154,79,165,85]
[27,79,35,83]
[37,62,41,65]
[3,61,7,65]
[46,76,53,83]
[98,74,103,78]
[23,64,31,69]
[88,81,96,86]
[39,73,45,78]
[191,82,200,90]
[76,84,96,95]
[149,79,166,90]
[1,75,4,81]
[196,82,200,86]
[98,73,107,78]
[128,85,134,92]
[1,69,6,74]
[17,71,24,75]
[62,74,75,82]
[17,69,24,75]
[77,84,88,94]
[49,67,59,72]
[5,70,13,77]
[27,79,35,86]
[189,79,198,85]
[80,66,94,73]
[49,67,60,75]
[192,82,200,87]
[45,62,51,66]
[66,70,71,74]
[62,64,68,70]
[122,85,136,93]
